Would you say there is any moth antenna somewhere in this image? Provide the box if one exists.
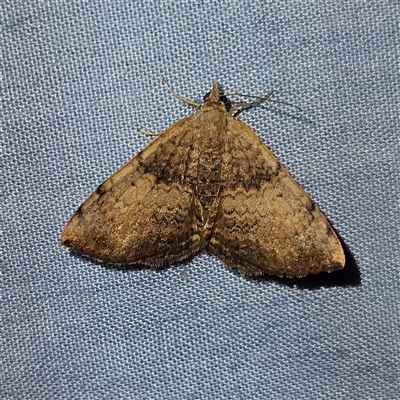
[160,77,201,108]
[227,91,302,115]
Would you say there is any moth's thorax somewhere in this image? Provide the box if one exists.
[201,102,227,112]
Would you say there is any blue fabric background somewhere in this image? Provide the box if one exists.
[2,1,399,399]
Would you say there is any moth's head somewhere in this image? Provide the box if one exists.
[203,81,231,111]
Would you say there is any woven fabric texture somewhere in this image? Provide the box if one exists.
[2,1,399,399]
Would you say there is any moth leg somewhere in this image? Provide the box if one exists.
[230,90,302,117]
[230,90,275,117]
[138,127,161,136]
[161,76,201,108]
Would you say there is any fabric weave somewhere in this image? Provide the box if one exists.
[2,1,399,399]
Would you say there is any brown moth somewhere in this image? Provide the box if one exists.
[60,80,345,277]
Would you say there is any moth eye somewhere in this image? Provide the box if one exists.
[219,94,227,103]
[203,92,210,101]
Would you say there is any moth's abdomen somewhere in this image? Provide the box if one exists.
[197,157,222,207]
[194,111,225,231]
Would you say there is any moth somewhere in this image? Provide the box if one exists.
[60,79,345,277]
